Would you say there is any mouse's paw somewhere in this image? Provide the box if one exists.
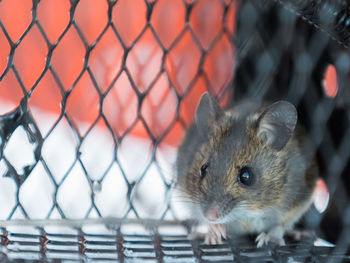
[255,226,286,248]
[255,232,269,248]
[255,232,286,248]
[204,224,227,245]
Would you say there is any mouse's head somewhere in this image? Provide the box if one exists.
[181,92,298,224]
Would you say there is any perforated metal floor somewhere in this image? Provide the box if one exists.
[0,221,348,263]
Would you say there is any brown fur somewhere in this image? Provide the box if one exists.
[176,97,318,234]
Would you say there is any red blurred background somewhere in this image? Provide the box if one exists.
[0,0,337,146]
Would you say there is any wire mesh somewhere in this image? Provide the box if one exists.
[0,0,237,221]
[0,0,350,262]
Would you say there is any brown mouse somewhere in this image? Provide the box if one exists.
[176,92,318,247]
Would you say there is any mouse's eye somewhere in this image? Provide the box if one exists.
[238,166,255,186]
[200,162,209,179]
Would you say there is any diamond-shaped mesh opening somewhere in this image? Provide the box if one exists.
[0,0,350,261]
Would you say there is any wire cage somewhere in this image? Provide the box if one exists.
[0,0,350,262]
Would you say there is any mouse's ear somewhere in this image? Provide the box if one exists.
[195,92,223,135]
[257,101,297,151]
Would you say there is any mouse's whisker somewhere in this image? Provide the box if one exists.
[170,198,199,204]
[170,194,201,204]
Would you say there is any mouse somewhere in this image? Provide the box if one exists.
[175,92,322,247]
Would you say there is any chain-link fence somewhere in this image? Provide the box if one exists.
[0,0,349,262]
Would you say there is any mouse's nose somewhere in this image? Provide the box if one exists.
[204,205,220,222]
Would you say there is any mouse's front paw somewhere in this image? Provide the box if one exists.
[255,226,286,248]
[204,224,227,245]
[255,232,269,247]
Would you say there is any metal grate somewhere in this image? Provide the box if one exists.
[0,0,350,262]
[0,221,346,262]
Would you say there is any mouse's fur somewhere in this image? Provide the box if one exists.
[176,92,318,246]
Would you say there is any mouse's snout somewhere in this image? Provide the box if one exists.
[201,193,236,223]
[204,205,220,222]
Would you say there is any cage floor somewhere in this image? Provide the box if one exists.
[0,221,348,263]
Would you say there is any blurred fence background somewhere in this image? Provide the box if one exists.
[0,0,349,261]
